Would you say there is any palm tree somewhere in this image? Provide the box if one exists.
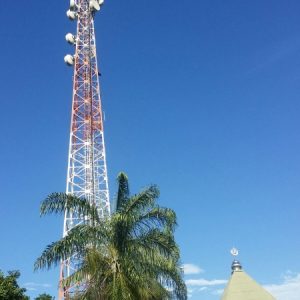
[35,173,187,300]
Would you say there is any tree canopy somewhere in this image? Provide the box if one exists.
[35,293,54,300]
[0,270,29,300]
[35,172,187,299]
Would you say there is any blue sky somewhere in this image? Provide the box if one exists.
[1,0,300,299]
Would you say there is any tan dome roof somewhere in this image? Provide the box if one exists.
[221,261,275,300]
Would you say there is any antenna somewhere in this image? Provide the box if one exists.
[66,10,77,20]
[90,0,100,11]
[70,0,76,9]
[65,33,76,45]
[64,54,74,66]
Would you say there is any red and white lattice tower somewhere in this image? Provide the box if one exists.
[60,0,110,298]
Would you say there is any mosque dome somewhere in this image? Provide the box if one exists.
[221,253,275,300]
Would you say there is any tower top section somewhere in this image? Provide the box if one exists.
[64,0,105,66]
[66,0,105,22]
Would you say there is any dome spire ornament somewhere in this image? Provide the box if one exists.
[222,248,275,299]
[230,247,242,272]
[230,247,239,257]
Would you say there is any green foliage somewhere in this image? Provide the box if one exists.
[35,172,187,299]
[35,293,54,300]
[0,270,29,300]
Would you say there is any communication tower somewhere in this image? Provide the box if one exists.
[60,0,110,298]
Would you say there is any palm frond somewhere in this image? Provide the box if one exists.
[122,185,159,215]
[34,224,95,270]
[136,206,177,232]
[116,172,130,211]
[40,193,100,224]
[129,229,179,259]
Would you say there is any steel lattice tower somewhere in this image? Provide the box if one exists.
[60,0,110,298]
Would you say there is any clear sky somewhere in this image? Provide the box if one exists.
[0,0,300,299]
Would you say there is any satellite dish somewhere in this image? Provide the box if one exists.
[90,0,100,11]
[98,0,104,5]
[65,33,76,45]
[70,0,76,9]
[64,54,74,66]
[66,10,77,20]
[230,248,239,257]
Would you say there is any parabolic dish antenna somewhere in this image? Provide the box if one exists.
[70,0,76,9]
[66,10,77,20]
[64,54,74,66]
[90,0,100,11]
[65,33,76,45]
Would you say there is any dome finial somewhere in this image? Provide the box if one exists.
[230,247,239,257]
[230,247,242,272]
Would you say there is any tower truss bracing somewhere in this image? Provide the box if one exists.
[60,0,110,298]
